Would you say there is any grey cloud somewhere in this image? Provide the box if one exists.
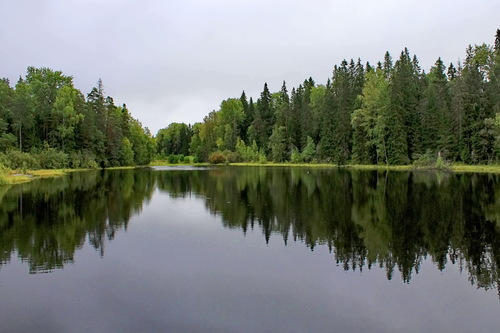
[1,0,499,134]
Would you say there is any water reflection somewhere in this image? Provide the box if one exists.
[0,166,499,297]
[0,168,156,273]
[157,167,500,295]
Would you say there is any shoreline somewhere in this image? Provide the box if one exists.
[3,162,500,186]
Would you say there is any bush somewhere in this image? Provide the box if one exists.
[208,151,226,164]
[222,150,238,163]
[235,139,260,162]
[1,150,40,170]
[0,162,8,185]
[291,146,303,163]
[168,154,179,164]
[36,148,69,169]
[258,151,267,164]
[413,149,435,167]
[0,172,7,186]
[413,150,450,170]
[435,154,451,170]
[70,150,98,169]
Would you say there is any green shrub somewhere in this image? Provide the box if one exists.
[291,146,303,163]
[0,162,8,185]
[36,148,69,169]
[168,154,179,164]
[0,172,7,186]
[413,149,435,167]
[222,150,238,163]
[0,153,7,168]
[435,154,450,170]
[258,152,267,164]
[70,150,98,169]
[208,151,226,164]
[2,150,40,169]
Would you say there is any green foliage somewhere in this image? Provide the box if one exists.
[208,150,238,164]
[156,122,192,156]
[290,146,303,163]
[386,48,419,164]
[0,161,8,184]
[51,85,84,151]
[168,154,179,164]
[235,138,261,162]
[37,146,69,169]
[258,151,268,164]
[69,150,99,169]
[208,151,226,164]
[435,154,450,170]
[289,137,316,163]
[215,98,245,151]
[0,175,6,186]
[0,69,154,169]
[351,68,390,164]
[301,136,316,162]
[0,117,17,151]
[252,83,274,153]
[223,150,238,163]
[120,138,135,166]
[413,149,436,167]
[268,125,287,162]
[1,150,40,169]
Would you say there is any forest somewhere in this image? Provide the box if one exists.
[1,30,499,171]
[0,68,155,171]
[157,30,500,166]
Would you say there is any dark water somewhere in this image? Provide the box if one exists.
[0,166,499,332]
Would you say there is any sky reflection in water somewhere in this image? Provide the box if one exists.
[0,167,499,332]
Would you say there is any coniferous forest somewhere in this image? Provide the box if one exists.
[1,31,499,170]
[157,30,500,165]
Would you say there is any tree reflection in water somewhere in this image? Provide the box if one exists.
[0,167,498,297]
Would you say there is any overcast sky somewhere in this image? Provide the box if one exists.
[1,0,499,134]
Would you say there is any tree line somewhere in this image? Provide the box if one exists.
[0,68,155,170]
[157,30,500,165]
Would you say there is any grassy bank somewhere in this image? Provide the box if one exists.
[149,160,209,167]
[231,162,500,174]
[449,164,500,174]
[0,168,90,186]
[231,162,419,171]
[4,162,500,186]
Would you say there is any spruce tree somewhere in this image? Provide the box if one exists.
[386,48,420,164]
[289,86,303,151]
[239,91,251,143]
[252,83,274,154]
[418,58,451,157]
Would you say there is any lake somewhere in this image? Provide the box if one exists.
[0,166,499,332]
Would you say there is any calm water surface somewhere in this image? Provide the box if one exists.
[0,166,499,332]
